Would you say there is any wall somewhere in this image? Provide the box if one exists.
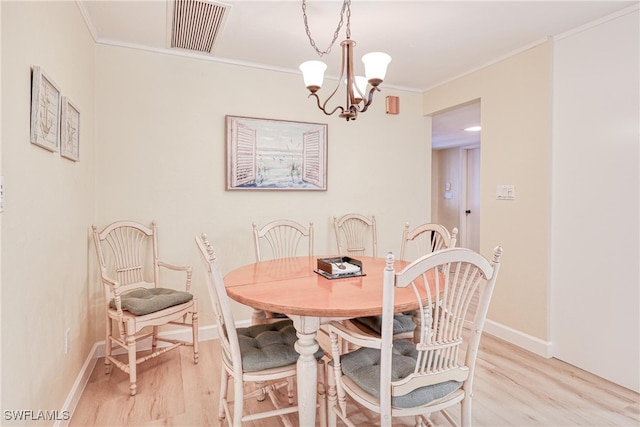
[423,43,553,345]
[92,46,429,332]
[0,2,427,414]
[551,7,639,392]
[1,1,96,420]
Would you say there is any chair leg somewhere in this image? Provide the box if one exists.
[327,361,337,427]
[317,359,327,427]
[461,395,472,426]
[152,326,159,348]
[192,310,199,364]
[105,317,112,375]
[126,333,137,396]
[255,381,267,402]
[232,377,244,427]
[218,366,229,421]
[286,378,294,405]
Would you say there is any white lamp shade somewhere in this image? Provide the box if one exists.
[362,52,391,81]
[353,76,368,97]
[299,60,327,89]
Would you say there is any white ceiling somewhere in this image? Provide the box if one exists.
[77,0,636,147]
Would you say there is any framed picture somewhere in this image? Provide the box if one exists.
[60,97,80,161]
[226,116,328,191]
[30,66,61,152]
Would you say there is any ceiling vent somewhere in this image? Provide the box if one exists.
[168,0,230,54]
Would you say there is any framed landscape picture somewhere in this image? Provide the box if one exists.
[30,66,61,152]
[60,96,80,161]
[226,116,327,191]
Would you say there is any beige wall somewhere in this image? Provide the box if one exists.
[423,43,553,341]
[1,2,428,411]
[1,1,96,418]
[93,45,429,330]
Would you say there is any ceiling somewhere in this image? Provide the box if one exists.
[77,0,636,148]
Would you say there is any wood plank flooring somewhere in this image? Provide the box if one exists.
[70,333,640,426]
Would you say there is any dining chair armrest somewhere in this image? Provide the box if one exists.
[157,260,192,272]
[328,320,382,350]
[99,271,119,288]
[157,261,193,292]
[99,273,125,316]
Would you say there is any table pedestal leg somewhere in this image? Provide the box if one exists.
[290,315,320,427]
[251,308,267,325]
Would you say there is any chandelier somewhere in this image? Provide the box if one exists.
[299,0,391,121]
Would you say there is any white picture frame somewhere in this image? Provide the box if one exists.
[30,66,61,152]
[225,115,328,191]
[60,97,80,161]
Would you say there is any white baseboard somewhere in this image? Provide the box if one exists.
[58,320,251,425]
[484,319,552,358]
[54,343,98,427]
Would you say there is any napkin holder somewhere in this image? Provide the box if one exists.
[315,256,365,279]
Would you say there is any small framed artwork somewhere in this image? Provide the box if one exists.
[60,97,80,161]
[30,66,61,152]
[226,116,328,191]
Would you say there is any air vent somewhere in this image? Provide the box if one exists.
[169,0,230,54]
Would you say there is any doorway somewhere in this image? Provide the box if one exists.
[431,101,481,250]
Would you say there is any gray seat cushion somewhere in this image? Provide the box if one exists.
[339,339,462,408]
[237,320,324,372]
[110,287,193,315]
[352,311,417,335]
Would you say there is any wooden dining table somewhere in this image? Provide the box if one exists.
[224,254,427,426]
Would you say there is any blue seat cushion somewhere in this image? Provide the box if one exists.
[110,287,193,315]
[352,311,417,335]
[339,339,462,408]
[237,320,324,372]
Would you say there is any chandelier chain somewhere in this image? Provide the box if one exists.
[302,0,351,57]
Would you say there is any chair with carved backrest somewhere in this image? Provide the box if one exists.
[327,246,503,427]
[348,222,459,341]
[333,213,377,257]
[195,233,326,426]
[92,220,198,396]
[251,219,313,324]
[400,222,458,262]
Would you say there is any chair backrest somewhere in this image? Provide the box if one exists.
[399,222,458,261]
[252,219,314,261]
[92,220,159,300]
[195,233,243,378]
[333,213,377,257]
[378,246,502,416]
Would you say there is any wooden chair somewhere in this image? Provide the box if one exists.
[92,220,198,396]
[349,222,459,340]
[326,246,503,427]
[400,222,459,261]
[333,213,377,257]
[253,219,314,261]
[251,219,313,324]
[195,233,326,427]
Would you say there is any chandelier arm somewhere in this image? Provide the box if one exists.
[312,38,349,116]
[308,93,345,117]
[359,86,380,112]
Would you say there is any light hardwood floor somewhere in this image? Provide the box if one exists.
[70,333,640,426]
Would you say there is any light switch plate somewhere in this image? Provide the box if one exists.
[496,184,515,200]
